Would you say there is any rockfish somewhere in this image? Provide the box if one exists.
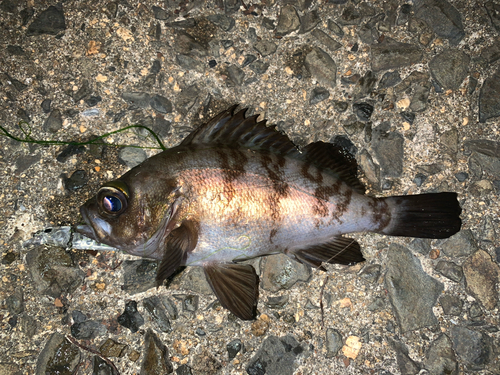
[77,106,462,320]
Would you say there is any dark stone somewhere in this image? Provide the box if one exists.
[226,64,245,86]
[299,10,320,34]
[242,55,257,67]
[207,14,235,31]
[338,5,362,25]
[26,246,84,298]
[353,70,377,100]
[400,111,415,124]
[165,19,197,29]
[371,38,422,72]
[327,19,344,37]
[304,47,337,88]
[276,5,301,36]
[35,332,80,375]
[333,101,348,112]
[254,40,277,57]
[72,310,87,324]
[117,301,144,333]
[249,60,269,74]
[479,68,500,123]
[176,84,200,115]
[41,98,51,113]
[325,328,343,358]
[389,338,421,374]
[85,95,102,107]
[246,335,305,375]
[208,59,217,68]
[227,339,243,360]
[450,325,491,368]
[17,108,31,123]
[413,173,426,187]
[140,329,173,375]
[424,334,458,375]
[176,364,193,375]
[440,229,477,257]
[73,80,91,102]
[409,83,431,112]
[6,289,23,315]
[71,320,106,340]
[455,172,468,182]
[359,264,381,283]
[485,2,500,34]
[150,94,173,113]
[14,153,40,175]
[43,109,62,133]
[429,49,470,90]
[309,87,330,105]
[122,260,157,294]
[261,254,310,292]
[265,295,289,309]
[435,260,463,282]
[311,30,341,51]
[463,250,499,311]
[385,244,443,332]
[143,296,172,333]
[93,355,118,375]
[439,294,462,316]
[414,0,465,45]
[122,92,151,109]
[353,102,374,121]
[152,6,168,20]
[372,123,404,178]
[118,147,147,169]
[27,6,66,36]
[63,170,87,191]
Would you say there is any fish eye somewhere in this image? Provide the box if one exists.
[97,184,129,216]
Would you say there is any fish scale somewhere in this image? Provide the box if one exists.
[77,106,462,320]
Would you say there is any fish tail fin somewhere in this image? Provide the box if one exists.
[381,192,462,239]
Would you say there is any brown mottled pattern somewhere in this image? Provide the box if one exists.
[259,153,289,223]
[301,162,323,184]
[216,148,248,204]
[368,198,391,231]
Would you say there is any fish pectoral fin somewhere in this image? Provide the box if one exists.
[156,220,198,287]
[204,263,259,321]
[292,236,365,268]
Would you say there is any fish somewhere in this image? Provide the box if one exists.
[76,106,462,320]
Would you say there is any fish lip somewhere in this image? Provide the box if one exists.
[75,205,99,242]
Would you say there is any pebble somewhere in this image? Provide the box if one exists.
[26,245,84,298]
[311,29,341,51]
[304,47,337,88]
[56,143,86,163]
[93,356,118,375]
[434,260,463,282]
[309,87,330,105]
[424,334,458,375]
[143,296,172,333]
[479,68,500,123]
[27,5,66,36]
[43,109,62,133]
[450,325,492,369]
[463,250,499,310]
[385,244,443,332]
[206,14,235,32]
[414,0,465,45]
[150,94,173,114]
[118,147,147,169]
[439,229,478,257]
[276,5,301,36]
[388,338,421,374]
[140,329,173,375]
[439,294,463,316]
[265,295,289,309]
[353,102,374,121]
[117,300,144,333]
[100,338,127,357]
[122,260,157,294]
[35,332,80,374]
[71,319,107,340]
[429,49,470,90]
[261,254,310,292]
[371,38,422,72]
[371,122,404,178]
[63,170,88,192]
[358,263,381,283]
[226,339,243,360]
[325,328,343,358]
[246,335,305,375]
[6,289,24,315]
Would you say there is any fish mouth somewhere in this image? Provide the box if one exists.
[75,204,105,243]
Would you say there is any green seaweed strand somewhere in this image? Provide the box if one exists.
[0,121,166,151]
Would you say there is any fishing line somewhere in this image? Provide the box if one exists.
[0,121,167,150]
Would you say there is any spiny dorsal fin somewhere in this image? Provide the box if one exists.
[181,105,300,157]
[204,263,259,320]
[300,141,365,194]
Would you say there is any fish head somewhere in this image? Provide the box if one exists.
[77,169,181,256]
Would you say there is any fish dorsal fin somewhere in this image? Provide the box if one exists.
[204,263,259,320]
[156,220,198,287]
[181,105,300,157]
[300,141,366,194]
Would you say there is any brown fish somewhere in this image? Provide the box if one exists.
[76,106,462,320]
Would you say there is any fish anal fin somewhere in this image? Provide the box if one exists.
[292,236,365,267]
[301,141,365,194]
[204,263,259,320]
[156,220,198,287]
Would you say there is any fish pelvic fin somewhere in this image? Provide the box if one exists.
[156,220,198,287]
[204,263,259,320]
[291,236,365,268]
[381,192,462,239]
